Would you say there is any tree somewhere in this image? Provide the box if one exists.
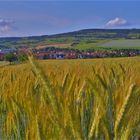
[4,53,17,63]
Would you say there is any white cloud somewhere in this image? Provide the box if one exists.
[106,17,128,28]
[0,18,14,34]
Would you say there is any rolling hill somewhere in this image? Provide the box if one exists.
[1,29,140,50]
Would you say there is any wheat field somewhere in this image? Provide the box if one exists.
[0,57,140,140]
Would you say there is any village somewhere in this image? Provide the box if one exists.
[34,47,140,59]
[1,47,140,62]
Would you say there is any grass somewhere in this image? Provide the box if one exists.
[0,61,9,67]
[0,57,140,139]
[99,39,140,49]
[71,40,108,51]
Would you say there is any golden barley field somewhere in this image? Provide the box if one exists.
[0,57,140,140]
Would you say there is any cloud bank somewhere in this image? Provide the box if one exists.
[0,18,14,34]
[106,17,128,28]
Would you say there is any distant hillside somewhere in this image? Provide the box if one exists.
[1,29,140,50]
[49,29,140,38]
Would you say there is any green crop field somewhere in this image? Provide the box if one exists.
[0,57,140,139]
[71,40,108,50]
[99,39,140,49]
[72,43,98,50]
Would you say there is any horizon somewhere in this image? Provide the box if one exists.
[0,28,140,38]
[0,1,140,37]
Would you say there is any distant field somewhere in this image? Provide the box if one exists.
[99,39,140,49]
[37,43,71,49]
[72,40,107,50]
[47,39,140,51]
[72,43,97,50]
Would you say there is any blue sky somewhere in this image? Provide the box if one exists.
[0,1,140,37]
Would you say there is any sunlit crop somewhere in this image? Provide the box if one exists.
[0,57,140,139]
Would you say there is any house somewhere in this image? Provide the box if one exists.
[0,48,15,54]
[35,52,49,59]
[35,52,58,59]
[79,52,94,59]
[65,53,78,59]
[55,54,64,59]
[0,53,4,61]
[55,52,64,59]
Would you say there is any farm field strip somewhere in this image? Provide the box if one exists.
[99,39,140,49]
